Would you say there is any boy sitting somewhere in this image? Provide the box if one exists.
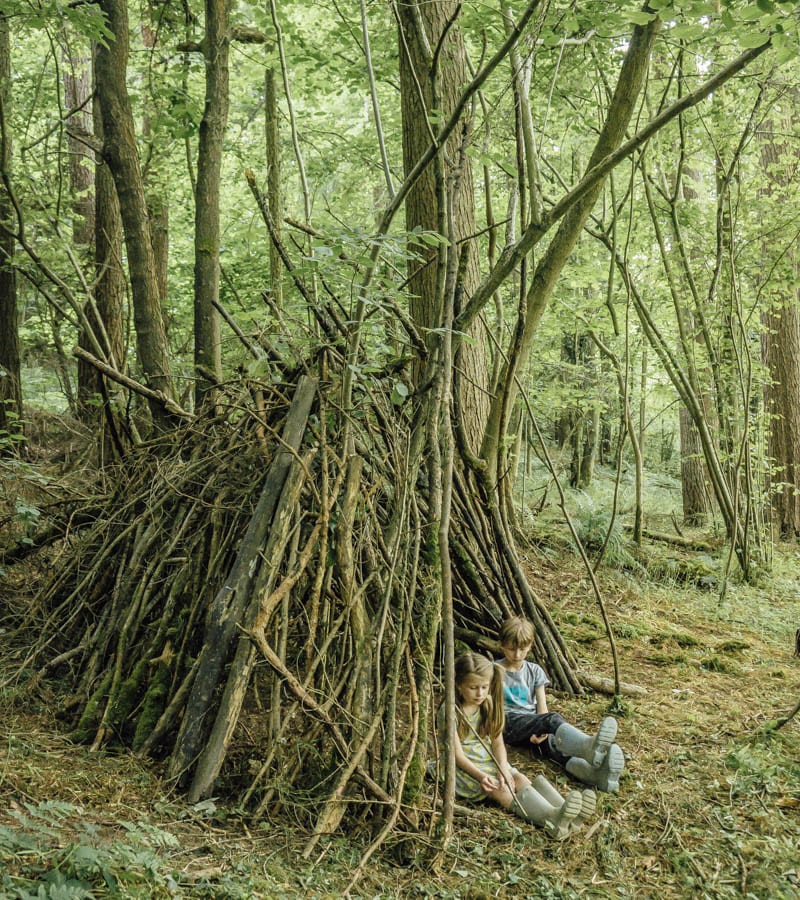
[496,616,624,793]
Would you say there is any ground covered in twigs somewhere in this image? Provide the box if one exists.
[1,540,798,899]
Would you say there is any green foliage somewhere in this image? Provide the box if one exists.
[570,495,639,572]
[0,801,180,898]
[700,653,740,674]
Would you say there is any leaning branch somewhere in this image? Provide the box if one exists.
[72,346,193,421]
[455,38,773,334]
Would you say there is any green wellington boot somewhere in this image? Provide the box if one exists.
[533,774,596,831]
[512,785,583,840]
[566,743,625,793]
[554,716,618,767]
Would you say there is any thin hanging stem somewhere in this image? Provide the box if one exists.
[361,0,394,199]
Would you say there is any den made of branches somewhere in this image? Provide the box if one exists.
[14,345,580,851]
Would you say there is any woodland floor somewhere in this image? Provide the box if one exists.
[1,457,799,898]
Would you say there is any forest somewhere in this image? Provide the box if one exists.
[0,0,799,896]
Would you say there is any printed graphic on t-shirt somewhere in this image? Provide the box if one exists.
[504,683,529,706]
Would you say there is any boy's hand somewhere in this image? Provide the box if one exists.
[529,733,548,745]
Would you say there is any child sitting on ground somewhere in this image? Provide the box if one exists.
[496,616,625,793]
[436,651,595,840]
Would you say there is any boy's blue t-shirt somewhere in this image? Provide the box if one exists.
[495,659,549,716]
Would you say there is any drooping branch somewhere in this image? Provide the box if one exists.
[72,345,192,421]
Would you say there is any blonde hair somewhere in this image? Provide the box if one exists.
[499,615,535,649]
[454,652,505,740]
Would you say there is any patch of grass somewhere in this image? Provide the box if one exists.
[674,632,701,648]
[716,639,750,653]
[574,628,601,644]
[700,654,740,674]
[645,651,688,666]
[613,622,645,639]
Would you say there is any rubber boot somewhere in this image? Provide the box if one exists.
[512,785,583,840]
[566,743,625,793]
[554,716,617,767]
[533,775,596,832]
[574,789,597,829]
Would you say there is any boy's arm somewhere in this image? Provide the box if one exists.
[534,684,548,714]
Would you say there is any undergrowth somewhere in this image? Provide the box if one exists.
[2,458,799,898]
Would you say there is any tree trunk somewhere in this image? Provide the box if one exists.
[141,11,171,328]
[76,47,126,446]
[680,404,708,526]
[95,0,175,427]
[193,0,230,409]
[63,50,95,249]
[0,13,23,452]
[397,0,488,455]
[760,106,800,540]
[482,17,661,476]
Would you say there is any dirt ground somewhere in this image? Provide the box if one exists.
[0,541,799,898]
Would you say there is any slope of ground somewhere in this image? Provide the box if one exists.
[1,537,798,899]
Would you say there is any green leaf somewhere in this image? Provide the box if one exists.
[738,30,770,48]
[774,42,798,64]
[391,381,409,405]
[669,23,706,40]
[626,10,656,25]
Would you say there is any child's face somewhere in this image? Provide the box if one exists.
[458,674,492,708]
[501,642,532,670]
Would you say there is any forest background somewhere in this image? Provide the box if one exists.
[1,0,799,896]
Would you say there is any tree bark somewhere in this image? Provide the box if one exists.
[264,67,282,309]
[680,404,708,526]
[0,13,22,451]
[193,0,230,409]
[95,0,175,427]
[76,49,126,443]
[397,0,488,455]
[760,105,800,540]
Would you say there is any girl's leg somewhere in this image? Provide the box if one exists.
[512,785,583,839]
[533,774,596,833]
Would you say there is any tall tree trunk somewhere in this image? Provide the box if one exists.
[397,0,488,455]
[761,106,800,539]
[193,0,230,409]
[141,9,170,333]
[677,166,710,526]
[95,0,175,428]
[482,17,661,475]
[63,50,95,249]
[63,43,104,423]
[0,13,22,452]
[680,405,708,525]
[77,46,126,445]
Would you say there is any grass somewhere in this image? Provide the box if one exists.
[2,549,798,899]
[1,441,799,898]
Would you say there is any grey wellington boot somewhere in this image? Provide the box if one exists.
[566,743,625,793]
[574,789,597,829]
[533,775,596,832]
[512,785,583,840]
[554,716,617,767]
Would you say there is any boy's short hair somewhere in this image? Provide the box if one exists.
[499,616,535,648]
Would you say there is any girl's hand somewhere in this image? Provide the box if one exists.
[501,766,516,792]
[479,773,499,793]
